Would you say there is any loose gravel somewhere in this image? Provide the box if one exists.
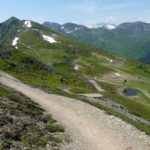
[0,71,150,150]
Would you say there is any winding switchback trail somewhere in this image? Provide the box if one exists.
[0,71,150,150]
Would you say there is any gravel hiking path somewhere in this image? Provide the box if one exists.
[78,93,103,98]
[0,71,150,150]
[89,80,104,92]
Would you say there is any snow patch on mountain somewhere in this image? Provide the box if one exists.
[89,24,103,28]
[63,28,81,33]
[74,64,79,71]
[75,27,81,31]
[89,23,116,30]
[66,31,72,34]
[105,24,116,30]
[61,26,65,30]
[24,21,32,28]
[106,58,113,63]
[12,37,19,49]
[42,34,57,43]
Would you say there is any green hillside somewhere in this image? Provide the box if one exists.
[43,21,150,63]
[0,17,150,135]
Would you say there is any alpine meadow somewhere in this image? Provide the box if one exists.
[0,1,150,150]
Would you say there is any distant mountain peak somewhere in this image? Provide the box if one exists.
[23,20,32,28]
[43,21,89,34]
[4,17,20,25]
[89,23,117,30]
[43,20,150,63]
[104,24,116,30]
[6,16,20,21]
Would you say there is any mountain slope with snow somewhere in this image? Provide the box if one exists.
[89,23,117,30]
[44,21,150,63]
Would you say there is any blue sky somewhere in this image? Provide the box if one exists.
[0,0,150,26]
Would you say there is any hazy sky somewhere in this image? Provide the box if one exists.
[0,0,150,26]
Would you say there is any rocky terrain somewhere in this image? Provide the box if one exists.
[0,83,65,150]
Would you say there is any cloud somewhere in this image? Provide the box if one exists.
[100,3,129,11]
[67,2,97,13]
[105,16,119,23]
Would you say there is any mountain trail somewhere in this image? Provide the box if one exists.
[0,71,150,150]
[89,79,104,92]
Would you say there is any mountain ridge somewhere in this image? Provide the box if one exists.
[43,21,150,64]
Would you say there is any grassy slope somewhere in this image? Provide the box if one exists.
[48,24,150,60]
[0,21,150,136]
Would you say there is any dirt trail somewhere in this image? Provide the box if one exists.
[89,79,104,92]
[0,71,150,150]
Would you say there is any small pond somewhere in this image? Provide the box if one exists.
[122,88,138,96]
